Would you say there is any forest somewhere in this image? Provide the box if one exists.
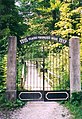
[0,0,82,118]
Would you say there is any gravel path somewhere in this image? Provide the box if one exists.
[0,101,72,119]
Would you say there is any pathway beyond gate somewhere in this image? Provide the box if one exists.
[0,102,72,119]
[24,61,51,90]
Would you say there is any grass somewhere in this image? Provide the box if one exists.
[65,101,82,119]
[0,92,26,110]
[63,92,82,119]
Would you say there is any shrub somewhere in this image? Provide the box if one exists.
[70,91,82,106]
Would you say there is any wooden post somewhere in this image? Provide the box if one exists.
[6,36,17,101]
[69,37,81,94]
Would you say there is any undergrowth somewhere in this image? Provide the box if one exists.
[64,92,82,119]
[0,92,26,110]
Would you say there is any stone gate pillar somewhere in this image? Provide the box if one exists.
[6,36,17,101]
[70,37,81,94]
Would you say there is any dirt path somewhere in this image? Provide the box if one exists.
[0,62,72,119]
[0,101,72,119]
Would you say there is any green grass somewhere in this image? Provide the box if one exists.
[65,101,82,119]
[0,92,26,110]
[64,92,82,119]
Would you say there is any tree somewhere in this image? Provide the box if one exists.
[0,0,28,92]
[52,1,82,39]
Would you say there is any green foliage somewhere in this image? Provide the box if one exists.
[52,1,82,39]
[65,100,82,119]
[0,0,28,38]
[17,0,82,44]
[65,102,82,119]
[64,92,82,119]
[44,43,69,90]
[0,92,26,109]
[70,92,82,106]
[0,55,7,93]
[17,59,23,90]
[0,0,28,93]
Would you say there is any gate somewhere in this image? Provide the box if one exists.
[17,35,70,101]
